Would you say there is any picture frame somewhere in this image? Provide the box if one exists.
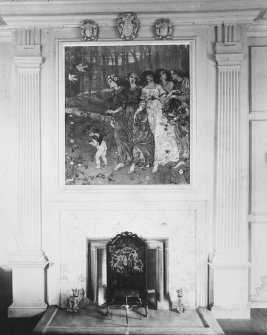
[58,40,195,189]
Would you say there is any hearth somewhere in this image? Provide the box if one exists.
[33,306,225,335]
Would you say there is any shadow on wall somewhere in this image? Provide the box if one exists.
[0,267,12,334]
[0,266,12,308]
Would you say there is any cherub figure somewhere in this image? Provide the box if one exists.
[89,135,108,169]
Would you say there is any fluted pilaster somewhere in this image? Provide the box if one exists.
[210,24,250,319]
[215,27,244,250]
[16,56,43,255]
[8,32,47,316]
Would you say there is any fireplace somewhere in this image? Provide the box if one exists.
[58,205,207,310]
[87,237,169,308]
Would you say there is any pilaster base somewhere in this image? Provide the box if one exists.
[8,251,48,317]
[209,251,251,319]
[8,303,47,318]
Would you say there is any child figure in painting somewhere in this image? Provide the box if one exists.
[89,135,108,169]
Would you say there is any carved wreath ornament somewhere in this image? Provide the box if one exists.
[80,20,98,41]
[117,12,139,40]
[153,18,173,40]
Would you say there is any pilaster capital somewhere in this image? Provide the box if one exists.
[15,55,43,69]
[14,44,43,68]
[215,41,243,53]
[9,250,48,267]
[216,53,244,67]
[215,42,245,67]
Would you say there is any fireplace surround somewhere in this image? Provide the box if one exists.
[58,202,207,311]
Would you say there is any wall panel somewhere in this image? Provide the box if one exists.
[249,45,267,306]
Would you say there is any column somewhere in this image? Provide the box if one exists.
[210,24,250,318]
[8,29,48,317]
[97,247,107,305]
[90,245,97,303]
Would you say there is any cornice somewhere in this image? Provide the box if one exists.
[0,0,266,14]
[1,10,262,29]
[248,18,267,37]
[15,56,43,68]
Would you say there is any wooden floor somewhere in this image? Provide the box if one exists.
[217,309,267,335]
[1,308,267,335]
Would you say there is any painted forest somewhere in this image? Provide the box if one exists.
[65,44,190,185]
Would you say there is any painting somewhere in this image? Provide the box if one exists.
[64,42,190,185]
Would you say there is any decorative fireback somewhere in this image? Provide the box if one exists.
[106,232,147,296]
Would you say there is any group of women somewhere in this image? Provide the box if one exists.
[105,69,190,174]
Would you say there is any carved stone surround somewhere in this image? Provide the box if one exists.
[58,204,207,311]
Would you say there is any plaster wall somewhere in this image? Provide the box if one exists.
[248,40,267,308]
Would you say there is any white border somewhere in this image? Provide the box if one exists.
[57,39,197,193]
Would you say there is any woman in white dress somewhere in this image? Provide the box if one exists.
[135,71,180,173]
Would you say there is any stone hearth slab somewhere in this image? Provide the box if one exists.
[33,306,224,335]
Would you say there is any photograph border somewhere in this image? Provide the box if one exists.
[57,39,197,193]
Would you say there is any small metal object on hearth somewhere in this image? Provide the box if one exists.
[66,288,80,312]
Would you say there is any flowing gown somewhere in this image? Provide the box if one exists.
[141,84,180,166]
[109,87,133,165]
[124,86,154,167]
[172,78,190,160]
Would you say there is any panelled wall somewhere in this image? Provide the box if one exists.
[1,1,266,319]
[248,40,267,307]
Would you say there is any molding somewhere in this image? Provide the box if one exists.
[8,304,47,318]
[209,262,251,269]
[249,301,267,308]
[249,111,267,120]
[216,53,244,66]
[1,10,261,28]
[16,44,41,57]
[248,19,267,37]
[0,26,12,42]
[209,249,250,266]
[9,250,48,267]
[215,42,243,53]
[249,214,267,222]
[0,0,264,14]
[15,56,43,68]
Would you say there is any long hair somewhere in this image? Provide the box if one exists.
[140,70,155,86]
[155,68,172,83]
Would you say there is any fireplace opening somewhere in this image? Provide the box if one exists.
[87,237,169,309]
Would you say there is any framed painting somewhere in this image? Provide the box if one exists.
[62,41,192,186]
